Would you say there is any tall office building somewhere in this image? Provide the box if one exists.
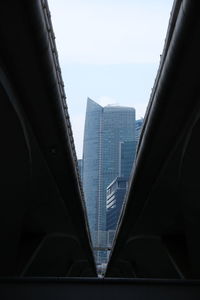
[106,141,137,246]
[119,140,137,178]
[106,177,128,231]
[82,98,135,263]
[78,159,83,182]
[135,118,144,142]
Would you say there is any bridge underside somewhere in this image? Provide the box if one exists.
[106,0,200,280]
[0,0,96,277]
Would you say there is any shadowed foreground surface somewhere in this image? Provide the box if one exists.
[1,278,200,300]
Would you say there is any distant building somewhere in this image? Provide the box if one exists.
[106,140,137,247]
[107,230,116,248]
[107,230,116,261]
[106,177,128,231]
[78,159,83,181]
[135,118,144,142]
[82,98,135,263]
[119,140,137,178]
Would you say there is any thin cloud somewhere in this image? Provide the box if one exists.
[98,96,119,107]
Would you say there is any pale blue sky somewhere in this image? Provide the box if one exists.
[48,0,174,158]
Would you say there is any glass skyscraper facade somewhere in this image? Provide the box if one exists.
[119,141,137,178]
[82,99,102,240]
[106,141,137,247]
[82,98,135,263]
[135,118,144,142]
[78,159,83,181]
[106,177,128,231]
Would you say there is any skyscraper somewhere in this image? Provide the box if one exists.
[106,177,128,231]
[119,140,137,178]
[78,159,83,182]
[135,118,144,142]
[82,98,135,262]
[106,141,137,246]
